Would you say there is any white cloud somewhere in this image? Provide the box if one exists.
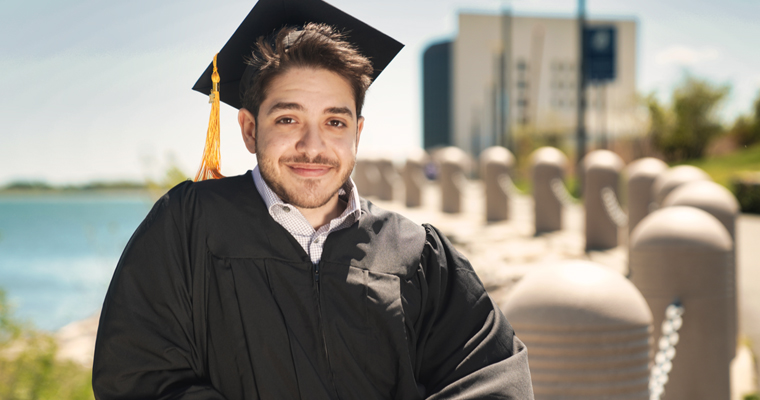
[655,45,720,66]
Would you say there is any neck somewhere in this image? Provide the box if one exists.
[296,193,347,230]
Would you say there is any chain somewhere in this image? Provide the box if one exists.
[453,171,469,191]
[550,178,576,206]
[498,174,524,195]
[650,301,685,400]
[601,187,628,227]
[365,163,381,186]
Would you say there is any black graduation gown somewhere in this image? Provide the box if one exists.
[92,173,533,399]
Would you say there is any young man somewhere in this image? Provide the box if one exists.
[92,1,533,399]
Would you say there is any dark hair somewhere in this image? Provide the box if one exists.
[240,23,374,119]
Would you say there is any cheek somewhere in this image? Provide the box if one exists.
[331,136,359,158]
[257,136,293,159]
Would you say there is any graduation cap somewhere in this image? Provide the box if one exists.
[191,0,403,181]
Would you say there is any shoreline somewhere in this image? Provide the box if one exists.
[55,310,100,368]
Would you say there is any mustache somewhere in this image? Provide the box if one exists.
[281,154,340,168]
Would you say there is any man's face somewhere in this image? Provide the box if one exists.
[239,67,363,209]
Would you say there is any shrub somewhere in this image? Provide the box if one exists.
[0,290,94,400]
[733,173,760,214]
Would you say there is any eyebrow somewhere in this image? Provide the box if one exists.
[325,107,353,118]
[266,102,354,118]
[266,102,303,115]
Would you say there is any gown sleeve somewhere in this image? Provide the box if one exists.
[92,182,227,400]
[415,224,534,400]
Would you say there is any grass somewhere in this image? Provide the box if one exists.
[677,142,760,188]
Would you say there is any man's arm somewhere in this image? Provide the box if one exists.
[92,183,227,400]
[415,224,534,399]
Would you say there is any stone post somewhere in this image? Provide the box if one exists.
[480,146,515,222]
[651,165,711,207]
[531,147,567,234]
[629,206,733,400]
[662,180,740,357]
[502,260,652,400]
[584,150,625,250]
[438,147,468,214]
[374,156,396,201]
[625,157,668,235]
[403,149,428,208]
[353,157,378,198]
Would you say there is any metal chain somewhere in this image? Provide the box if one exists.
[550,178,576,206]
[601,187,628,227]
[453,171,469,192]
[411,170,428,192]
[650,301,685,400]
[365,163,381,185]
[380,164,397,185]
[498,174,524,195]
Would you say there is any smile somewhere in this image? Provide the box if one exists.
[286,163,334,178]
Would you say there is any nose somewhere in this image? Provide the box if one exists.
[295,123,327,159]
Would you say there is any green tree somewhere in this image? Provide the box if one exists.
[146,153,191,196]
[729,92,760,147]
[648,75,730,161]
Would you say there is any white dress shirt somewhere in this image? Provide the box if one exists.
[252,166,363,264]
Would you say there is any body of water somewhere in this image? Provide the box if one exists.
[0,194,153,331]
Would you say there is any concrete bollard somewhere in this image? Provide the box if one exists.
[502,260,652,400]
[374,156,396,201]
[531,147,568,234]
[629,206,733,400]
[403,149,428,208]
[480,146,515,222]
[584,150,625,250]
[625,157,668,235]
[438,147,469,214]
[651,165,711,207]
[353,157,379,197]
[662,180,740,358]
[662,181,739,241]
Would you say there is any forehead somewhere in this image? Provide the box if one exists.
[261,67,355,107]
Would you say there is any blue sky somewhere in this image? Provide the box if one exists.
[1,0,759,185]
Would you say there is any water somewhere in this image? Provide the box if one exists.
[0,194,153,331]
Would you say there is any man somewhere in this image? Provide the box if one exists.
[92,0,533,399]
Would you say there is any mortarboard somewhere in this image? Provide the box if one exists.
[191,0,404,181]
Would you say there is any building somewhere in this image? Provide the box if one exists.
[422,12,638,157]
[422,41,453,150]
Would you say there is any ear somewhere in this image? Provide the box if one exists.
[239,108,257,154]
[355,116,364,151]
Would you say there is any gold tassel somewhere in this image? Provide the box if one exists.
[195,53,225,181]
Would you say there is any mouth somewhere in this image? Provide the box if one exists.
[286,163,334,178]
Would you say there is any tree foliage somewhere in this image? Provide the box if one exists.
[729,92,760,147]
[647,75,729,161]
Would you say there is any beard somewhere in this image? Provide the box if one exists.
[258,151,355,209]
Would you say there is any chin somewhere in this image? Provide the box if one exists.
[260,158,353,209]
[275,177,343,209]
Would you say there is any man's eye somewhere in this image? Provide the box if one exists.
[328,120,346,127]
[277,117,295,124]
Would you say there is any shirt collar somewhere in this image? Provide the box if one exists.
[251,165,363,220]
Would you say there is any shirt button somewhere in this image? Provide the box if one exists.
[283,206,290,212]
[314,237,321,243]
